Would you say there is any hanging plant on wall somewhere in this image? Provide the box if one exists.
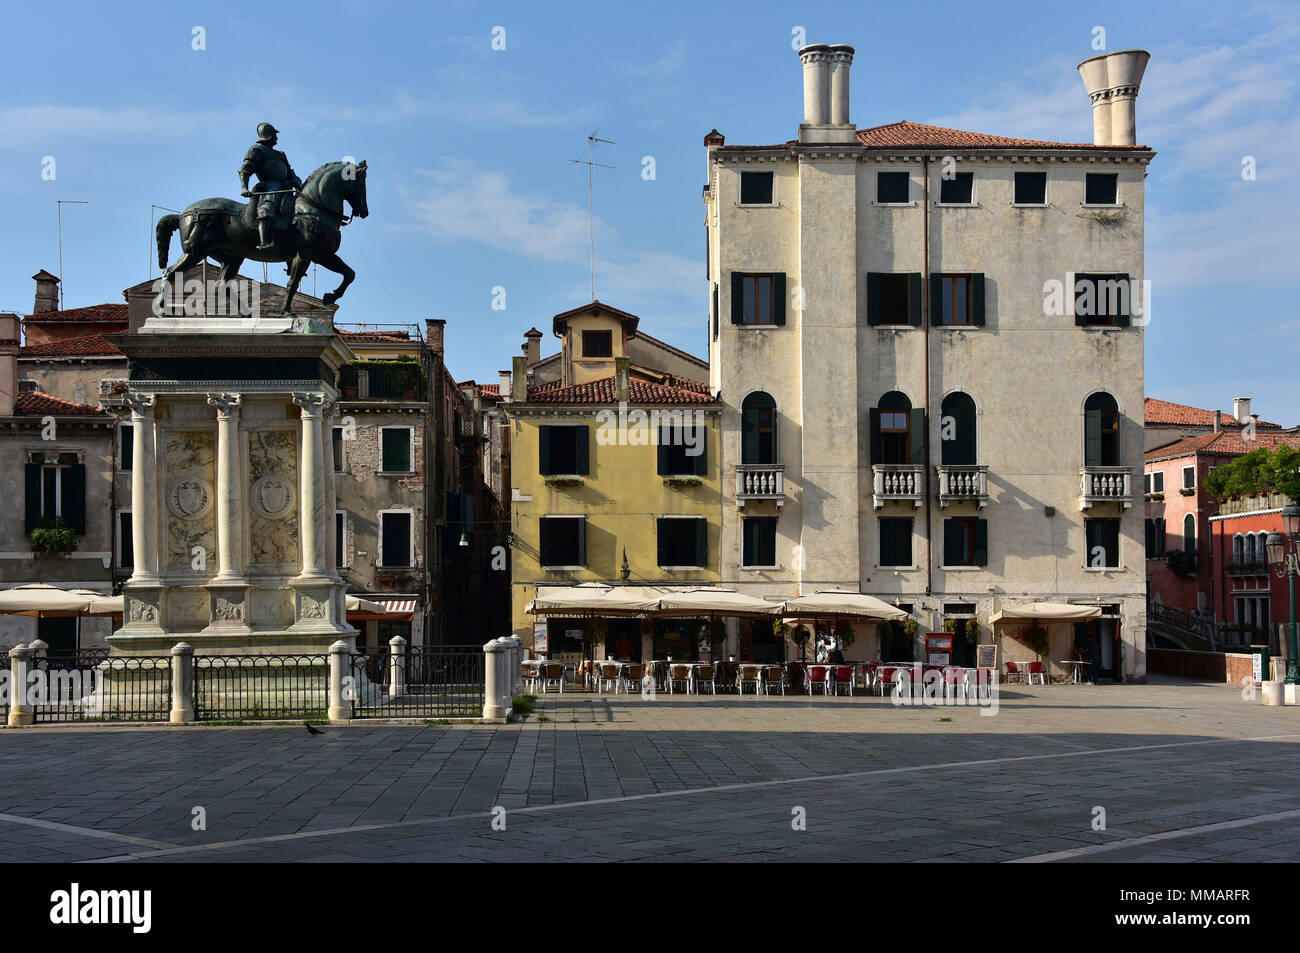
[29,517,76,557]
[963,621,981,644]
[943,619,956,633]
[902,617,919,638]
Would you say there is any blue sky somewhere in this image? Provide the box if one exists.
[1,0,1296,421]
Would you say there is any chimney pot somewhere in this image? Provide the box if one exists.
[523,327,543,367]
[511,356,527,404]
[31,271,59,315]
[498,370,512,404]
[1077,49,1150,146]
[0,313,19,418]
[614,356,630,404]
[1213,410,1221,433]
[1233,397,1252,424]
[424,318,446,357]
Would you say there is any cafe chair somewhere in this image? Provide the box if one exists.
[1026,660,1048,686]
[942,667,969,701]
[620,663,644,694]
[693,664,717,695]
[541,662,565,694]
[875,665,901,696]
[1004,661,1024,684]
[521,661,540,693]
[737,664,762,695]
[805,665,829,695]
[829,665,854,696]
[598,663,622,693]
[762,665,785,695]
[667,664,692,694]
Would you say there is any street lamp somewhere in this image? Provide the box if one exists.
[1265,500,1300,685]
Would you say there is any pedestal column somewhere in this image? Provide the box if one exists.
[292,392,330,580]
[124,394,160,584]
[207,393,245,584]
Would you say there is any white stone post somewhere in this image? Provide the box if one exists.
[170,642,194,724]
[292,393,331,580]
[28,639,47,661]
[8,645,33,727]
[482,638,508,720]
[388,635,407,697]
[124,394,160,583]
[506,635,522,693]
[328,639,352,721]
[207,393,245,583]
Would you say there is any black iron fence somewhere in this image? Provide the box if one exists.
[31,652,171,723]
[193,654,331,722]
[351,646,484,718]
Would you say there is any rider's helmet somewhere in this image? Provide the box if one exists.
[256,122,279,141]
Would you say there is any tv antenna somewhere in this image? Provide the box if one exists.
[57,200,89,309]
[569,133,614,302]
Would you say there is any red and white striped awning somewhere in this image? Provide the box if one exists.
[346,596,418,619]
[380,599,417,615]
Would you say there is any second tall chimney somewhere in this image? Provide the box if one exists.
[798,44,856,144]
[1077,49,1150,146]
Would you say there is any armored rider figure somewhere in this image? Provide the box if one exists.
[238,122,303,251]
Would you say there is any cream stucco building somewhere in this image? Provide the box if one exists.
[706,44,1154,680]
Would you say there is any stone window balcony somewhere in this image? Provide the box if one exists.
[1079,466,1132,510]
[736,464,784,508]
[872,464,924,509]
[936,465,989,508]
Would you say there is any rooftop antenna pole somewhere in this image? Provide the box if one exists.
[57,200,89,310]
[569,134,614,302]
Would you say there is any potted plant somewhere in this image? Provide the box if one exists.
[29,517,76,557]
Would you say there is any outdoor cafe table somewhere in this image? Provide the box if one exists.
[1059,659,1088,683]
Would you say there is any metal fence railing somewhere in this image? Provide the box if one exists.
[32,652,171,723]
[193,654,330,722]
[351,646,485,718]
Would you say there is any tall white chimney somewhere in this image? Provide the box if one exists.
[1233,397,1252,424]
[798,44,856,144]
[1077,49,1150,146]
[0,314,20,418]
[799,44,831,127]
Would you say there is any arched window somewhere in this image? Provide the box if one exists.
[870,391,918,465]
[1256,532,1269,564]
[1244,534,1255,563]
[1183,513,1196,553]
[741,392,777,465]
[940,392,976,465]
[1084,392,1120,466]
[1233,534,1244,563]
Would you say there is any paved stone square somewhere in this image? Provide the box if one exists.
[0,675,1296,862]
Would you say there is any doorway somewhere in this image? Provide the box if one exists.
[38,617,77,662]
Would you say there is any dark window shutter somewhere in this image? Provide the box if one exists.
[869,408,881,466]
[1074,274,1088,326]
[695,518,707,566]
[539,426,553,475]
[1158,519,1166,553]
[693,427,707,476]
[908,273,923,326]
[657,518,669,567]
[575,426,590,474]
[773,273,786,326]
[576,517,586,566]
[909,409,926,465]
[120,425,134,470]
[930,273,943,325]
[879,518,896,565]
[1116,272,1131,326]
[1084,410,1102,466]
[62,463,86,535]
[657,427,669,475]
[24,462,40,534]
[1086,519,1098,558]
[866,273,881,327]
[899,521,912,565]
[742,520,755,567]
[1107,519,1121,563]
[974,519,988,566]
[943,520,961,566]
[730,272,744,324]
[972,274,986,326]
[712,283,719,340]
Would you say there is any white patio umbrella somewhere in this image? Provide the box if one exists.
[989,602,1102,625]
[653,588,784,617]
[70,590,124,615]
[525,583,661,617]
[781,589,909,621]
[0,584,96,616]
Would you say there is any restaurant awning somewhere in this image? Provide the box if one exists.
[0,584,96,617]
[781,589,909,621]
[990,602,1103,624]
[652,587,784,617]
[346,594,388,615]
[526,583,661,616]
[71,590,124,615]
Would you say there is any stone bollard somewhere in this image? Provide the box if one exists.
[8,645,33,727]
[1261,681,1285,706]
[388,635,407,698]
[482,639,509,720]
[504,636,522,694]
[328,639,353,722]
[170,642,195,724]
[28,639,47,661]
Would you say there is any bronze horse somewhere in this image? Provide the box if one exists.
[157,159,369,313]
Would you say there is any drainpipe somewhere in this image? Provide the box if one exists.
[922,156,933,603]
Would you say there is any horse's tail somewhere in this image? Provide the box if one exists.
[156,214,181,269]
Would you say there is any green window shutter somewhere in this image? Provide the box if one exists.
[657,518,669,566]
[943,520,961,566]
[575,426,590,474]
[62,463,86,535]
[909,409,926,465]
[730,272,744,324]
[1084,410,1102,466]
[1158,519,1166,554]
[693,427,707,476]
[539,426,553,475]
[24,462,40,534]
[930,273,943,325]
[742,520,755,566]
[1074,274,1088,326]
[908,273,923,326]
[866,273,881,326]
[1086,519,1098,559]
[383,429,410,472]
[576,517,587,566]
[742,409,757,465]
[1106,519,1121,563]
[120,425,134,470]
[773,273,787,326]
[879,518,896,565]
[974,519,988,566]
[868,408,881,466]
[1116,273,1131,326]
[972,274,986,326]
[695,518,707,566]
[899,520,912,566]
[657,426,669,475]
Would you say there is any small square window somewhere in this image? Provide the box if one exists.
[540,516,586,567]
[1085,518,1121,568]
[581,329,612,358]
[1085,173,1119,205]
[879,517,913,567]
[877,171,910,204]
[380,512,412,568]
[938,172,973,204]
[381,428,412,472]
[877,274,911,324]
[1182,466,1195,490]
[740,171,774,205]
[657,517,706,568]
[1014,171,1047,205]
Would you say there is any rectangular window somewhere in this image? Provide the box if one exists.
[1085,518,1121,569]
[938,172,974,204]
[737,273,778,325]
[877,171,910,204]
[1152,470,1164,493]
[943,517,988,567]
[332,426,345,472]
[539,516,586,567]
[119,424,134,470]
[1074,273,1131,327]
[379,512,412,568]
[1084,172,1119,205]
[657,517,706,568]
[539,425,589,475]
[380,427,412,473]
[1014,171,1047,205]
[741,517,778,568]
[712,283,719,342]
[866,273,921,326]
[25,455,85,534]
[335,511,347,568]
[739,171,774,205]
[935,274,986,326]
[582,330,612,358]
[118,511,134,569]
[1145,518,1166,556]
[879,517,913,568]
[657,424,707,476]
[1182,465,1195,489]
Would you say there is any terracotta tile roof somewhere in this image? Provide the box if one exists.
[526,374,715,405]
[853,120,1136,150]
[23,303,128,325]
[455,380,502,396]
[1144,397,1280,430]
[12,391,106,416]
[1145,431,1300,462]
[19,333,122,358]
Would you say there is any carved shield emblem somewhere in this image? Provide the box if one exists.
[167,476,213,520]
[251,475,295,519]
[177,481,203,516]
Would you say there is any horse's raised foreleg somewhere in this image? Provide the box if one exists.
[316,252,355,307]
[282,253,312,314]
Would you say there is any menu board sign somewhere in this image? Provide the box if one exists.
[976,644,998,670]
[533,621,548,654]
